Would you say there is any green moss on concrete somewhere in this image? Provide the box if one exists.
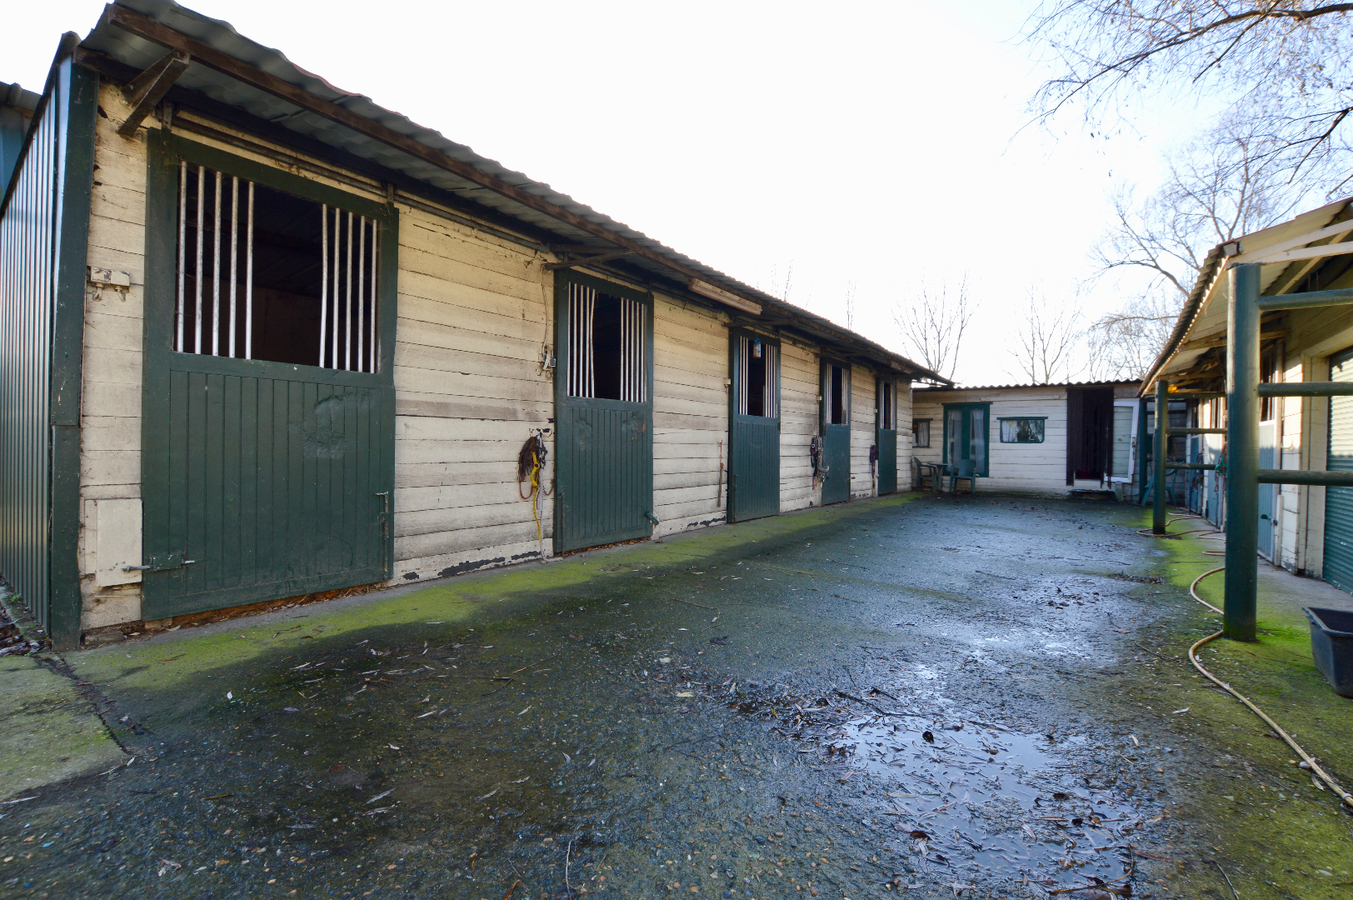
[1136,522,1353,899]
[0,656,124,799]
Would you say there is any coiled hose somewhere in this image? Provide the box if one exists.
[1148,511,1353,809]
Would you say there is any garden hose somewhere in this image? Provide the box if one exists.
[1165,526,1353,810]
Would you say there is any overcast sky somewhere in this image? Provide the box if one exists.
[9,1,1210,386]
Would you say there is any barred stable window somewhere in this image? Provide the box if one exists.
[912,419,930,448]
[566,280,646,402]
[880,382,895,430]
[1000,418,1045,443]
[737,335,779,417]
[175,161,379,372]
[824,363,850,425]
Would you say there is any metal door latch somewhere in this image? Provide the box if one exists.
[124,551,197,572]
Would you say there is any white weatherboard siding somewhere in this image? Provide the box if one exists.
[850,365,875,499]
[913,388,1068,495]
[80,85,148,629]
[652,296,730,537]
[391,206,556,580]
[780,341,820,511]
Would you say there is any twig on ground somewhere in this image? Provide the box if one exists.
[667,597,718,611]
[1213,859,1240,900]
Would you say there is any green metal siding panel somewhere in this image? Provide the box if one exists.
[0,54,91,639]
[141,131,396,620]
[1325,348,1353,592]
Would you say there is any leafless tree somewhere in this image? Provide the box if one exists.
[1009,292,1084,384]
[1024,1,1353,188]
[844,279,857,330]
[1086,121,1313,379]
[893,276,977,382]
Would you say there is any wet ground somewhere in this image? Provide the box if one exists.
[2,494,1351,899]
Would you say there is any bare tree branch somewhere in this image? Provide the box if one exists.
[1025,1,1353,183]
[1009,292,1085,384]
[893,276,977,382]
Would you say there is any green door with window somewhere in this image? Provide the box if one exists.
[877,379,898,494]
[140,133,396,620]
[943,403,989,479]
[820,359,851,505]
[728,330,781,522]
[554,271,655,552]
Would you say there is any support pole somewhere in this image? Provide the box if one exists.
[1225,263,1260,641]
[1153,380,1167,534]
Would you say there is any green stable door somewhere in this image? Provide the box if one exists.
[821,359,851,505]
[877,380,897,494]
[554,272,655,553]
[727,331,780,522]
[140,134,396,619]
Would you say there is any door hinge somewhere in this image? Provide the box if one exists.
[125,550,196,572]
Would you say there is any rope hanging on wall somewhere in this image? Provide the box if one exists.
[518,433,549,541]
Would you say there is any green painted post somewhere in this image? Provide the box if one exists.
[1153,381,1167,534]
[1225,263,1260,641]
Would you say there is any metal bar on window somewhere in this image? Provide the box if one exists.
[319,203,328,368]
[331,206,340,369]
[357,215,365,373]
[245,181,254,360]
[370,231,379,374]
[212,169,222,356]
[229,176,238,358]
[176,160,186,352]
[195,165,204,354]
[345,210,354,371]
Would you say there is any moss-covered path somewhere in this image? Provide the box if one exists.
[1,495,1350,899]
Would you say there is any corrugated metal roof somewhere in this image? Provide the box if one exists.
[915,379,1139,393]
[73,0,947,383]
[1143,197,1353,395]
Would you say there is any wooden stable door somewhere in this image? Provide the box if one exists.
[877,380,898,494]
[553,272,654,553]
[820,360,851,505]
[728,331,780,522]
[140,135,395,619]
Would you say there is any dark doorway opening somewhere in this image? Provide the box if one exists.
[1066,386,1114,484]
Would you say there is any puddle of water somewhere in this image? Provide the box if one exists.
[826,713,1141,892]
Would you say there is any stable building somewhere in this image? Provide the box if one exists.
[1142,196,1353,598]
[910,381,1141,497]
[0,1,942,648]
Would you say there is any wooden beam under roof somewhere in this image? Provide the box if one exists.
[116,49,188,136]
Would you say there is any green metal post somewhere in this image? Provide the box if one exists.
[1224,263,1260,641]
[1153,381,1167,533]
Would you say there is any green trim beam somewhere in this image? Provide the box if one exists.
[1257,469,1353,487]
[1256,286,1353,313]
[49,60,99,649]
[1258,382,1353,397]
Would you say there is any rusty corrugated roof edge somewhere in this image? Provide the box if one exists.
[916,379,1139,393]
[74,0,947,384]
[1137,243,1229,398]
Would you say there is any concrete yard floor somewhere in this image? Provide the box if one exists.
[1,494,1351,899]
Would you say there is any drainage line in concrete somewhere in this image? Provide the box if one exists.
[1186,565,1353,810]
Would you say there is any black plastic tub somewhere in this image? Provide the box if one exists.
[1303,607,1353,698]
